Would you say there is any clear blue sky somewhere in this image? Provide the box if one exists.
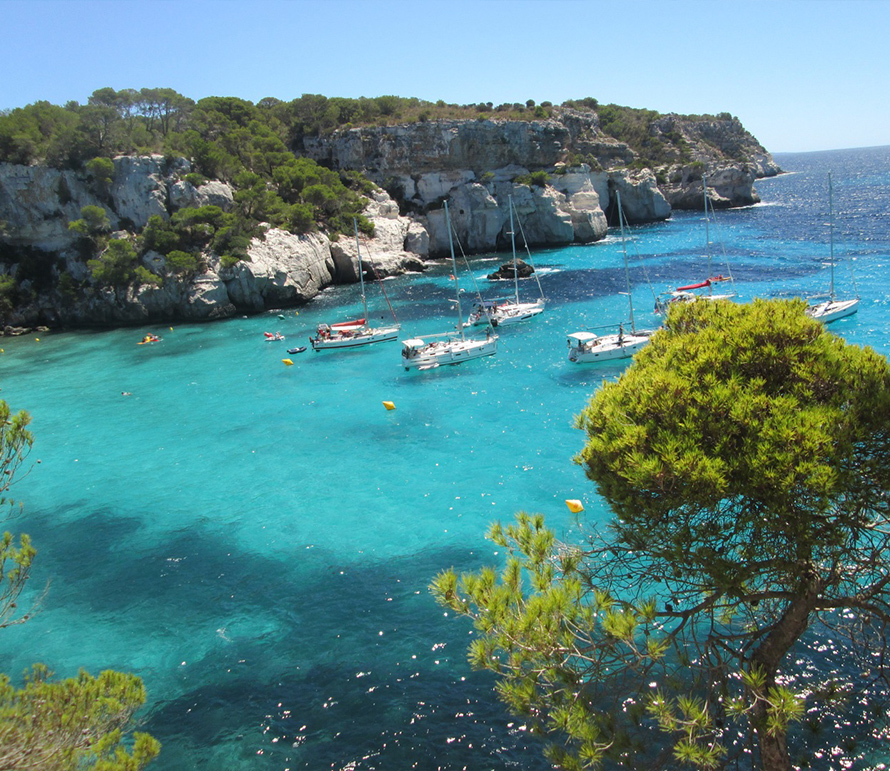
[2,0,888,154]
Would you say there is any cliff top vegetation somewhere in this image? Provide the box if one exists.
[0,88,742,173]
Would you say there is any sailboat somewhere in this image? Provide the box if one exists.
[309,220,401,350]
[567,190,655,363]
[464,195,545,327]
[655,174,736,313]
[804,172,859,324]
[401,201,498,370]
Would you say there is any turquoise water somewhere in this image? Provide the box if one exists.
[2,147,890,769]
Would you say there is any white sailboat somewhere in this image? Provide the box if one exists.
[465,195,545,327]
[401,201,498,370]
[655,174,736,313]
[567,190,655,363]
[805,172,859,324]
[310,220,401,350]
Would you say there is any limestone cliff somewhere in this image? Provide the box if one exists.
[0,107,779,331]
[300,108,777,255]
[0,157,422,330]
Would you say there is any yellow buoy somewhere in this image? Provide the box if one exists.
[383,401,396,411]
[282,358,294,366]
[35,338,40,342]
[565,499,584,513]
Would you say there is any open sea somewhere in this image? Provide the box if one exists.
[1,146,890,770]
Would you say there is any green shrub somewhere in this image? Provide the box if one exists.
[86,156,115,181]
[286,203,315,234]
[514,170,550,187]
[165,249,199,275]
[0,274,17,316]
[68,205,110,238]
[87,238,157,287]
[134,265,162,287]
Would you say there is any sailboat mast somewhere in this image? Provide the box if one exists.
[353,219,370,323]
[509,195,519,305]
[828,172,836,301]
[444,201,464,337]
[617,191,635,334]
[703,174,713,295]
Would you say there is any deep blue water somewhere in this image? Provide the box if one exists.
[1,146,889,770]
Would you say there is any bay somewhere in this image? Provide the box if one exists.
[1,146,889,770]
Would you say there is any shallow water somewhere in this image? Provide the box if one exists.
[2,146,889,769]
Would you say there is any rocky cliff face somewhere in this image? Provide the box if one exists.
[0,157,424,329]
[650,114,781,208]
[0,109,779,331]
[0,156,225,253]
[300,109,777,254]
[301,116,667,254]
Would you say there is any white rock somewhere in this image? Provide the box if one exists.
[110,155,169,228]
[195,181,234,211]
[0,164,100,250]
[169,180,197,210]
[225,229,334,310]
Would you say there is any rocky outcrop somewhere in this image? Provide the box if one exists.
[0,164,98,252]
[649,114,782,210]
[660,164,761,210]
[223,230,334,311]
[489,258,535,280]
[169,179,235,212]
[299,109,772,250]
[653,114,781,179]
[110,156,183,228]
[0,155,233,253]
[303,119,571,176]
[0,176,426,329]
[329,190,427,281]
[303,119,633,253]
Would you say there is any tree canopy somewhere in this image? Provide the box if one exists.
[433,298,890,770]
[0,87,731,173]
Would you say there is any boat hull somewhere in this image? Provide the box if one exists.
[467,301,545,327]
[805,298,859,324]
[401,336,498,370]
[310,326,400,350]
[567,332,651,363]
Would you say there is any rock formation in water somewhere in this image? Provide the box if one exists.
[489,258,535,281]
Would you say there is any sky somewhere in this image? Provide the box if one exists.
[1,0,889,154]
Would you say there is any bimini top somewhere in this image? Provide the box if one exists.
[567,332,598,344]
